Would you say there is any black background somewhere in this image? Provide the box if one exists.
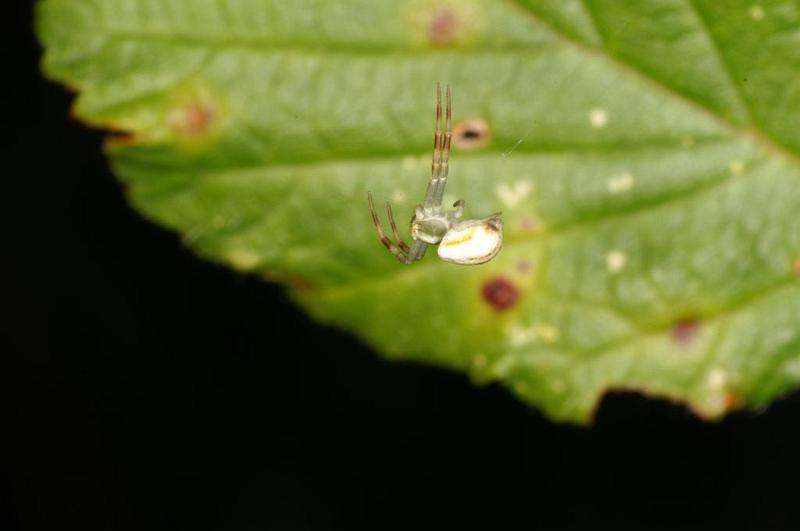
[5,2,800,529]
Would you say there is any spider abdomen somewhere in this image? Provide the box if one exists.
[437,217,503,265]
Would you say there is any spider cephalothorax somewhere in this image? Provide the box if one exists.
[367,85,503,265]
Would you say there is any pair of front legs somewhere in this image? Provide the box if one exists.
[368,84,455,264]
[367,192,423,263]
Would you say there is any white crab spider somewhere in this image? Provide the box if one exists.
[368,84,503,265]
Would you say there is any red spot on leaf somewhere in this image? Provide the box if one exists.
[482,276,519,311]
[672,318,699,348]
[170,102,215,136]
[430,7,458,46]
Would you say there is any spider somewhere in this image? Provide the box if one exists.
[367,84,503,265]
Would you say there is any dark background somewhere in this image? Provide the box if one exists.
[5,2,800,530]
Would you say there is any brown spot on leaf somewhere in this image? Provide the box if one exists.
[288,277,316,292]
[453,118,490,149]
[794,257,800,277]
[520,216,538,232]
[672,318,699,348]
[104,130,141,148]
[429,7,458,46]
[724,392,739,410]
[482,276,519,311]
[169,102,215,136]
[516,260,531,274]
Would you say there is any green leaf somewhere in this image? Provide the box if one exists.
[37,0,800,423]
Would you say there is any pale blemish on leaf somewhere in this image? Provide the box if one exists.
[701,367,732,415]
[607,172,635,194]
[589,107,609,128]
[606,250,627,273]
[402,155,421,170]
[391,189,408,203]
[707,367,727,390]
[729,159,746,175]
[784,358,800,378]
[533,323,560,344]
[496,180,532,208]
[508,322,560,347]
[749,5,765,21]
[226,249,260,270]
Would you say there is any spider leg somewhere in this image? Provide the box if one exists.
[431,85,452,207]
[405,239,429,262]
[367,192,413,264]
[423,83,444,210]
[385,201,410,253]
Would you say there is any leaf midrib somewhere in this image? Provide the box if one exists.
[91,30,548,55]
[120,134,732,180]
[135,136,746,257]
[311,155,766,301]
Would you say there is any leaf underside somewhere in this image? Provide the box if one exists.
[38,0,800,423]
